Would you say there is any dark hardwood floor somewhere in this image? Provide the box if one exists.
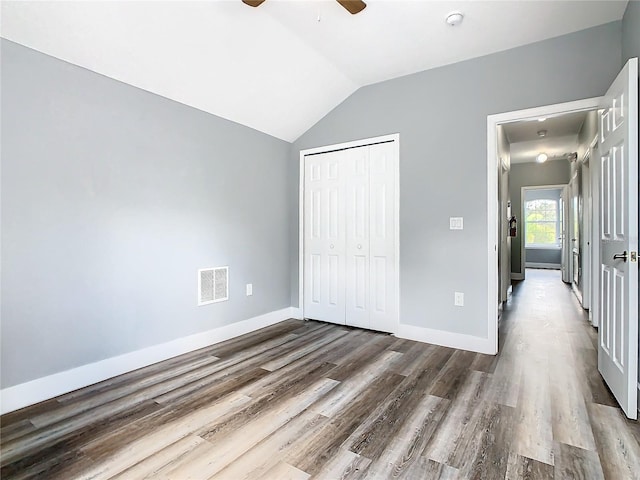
[1,268,639,479]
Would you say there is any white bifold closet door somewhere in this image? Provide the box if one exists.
[303,141,396,333]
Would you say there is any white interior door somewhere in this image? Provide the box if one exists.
[499,163,510,302]
[303,139,398,333]
[597,57,638,420]
[303,150,346,325]
[582,159,591,310]
[345,146,370,329]
[367,142,397,333]
[570,172,581,297]
[591,140,601,327]
[561,186,571,283]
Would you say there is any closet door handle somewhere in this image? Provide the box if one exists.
[357,244,362,249]
[330,244,334,249]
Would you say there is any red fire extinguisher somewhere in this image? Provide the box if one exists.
[508,216,517,237]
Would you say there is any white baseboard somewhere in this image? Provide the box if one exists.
[0,307,297,415]
[525,263,561,269]
[511,272,524,281]
[289,307,303,320]
[396,324,495,355]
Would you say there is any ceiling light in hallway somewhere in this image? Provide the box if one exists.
[446,11,464,26]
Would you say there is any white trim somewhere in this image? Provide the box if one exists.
[589,134,600,327]
[298,133,400,333]
[396,324,494,355]
[511,272,524,281]
[289,307,303,320]
[487,97,602,355]
[638,383,640,415]
[0,307,296,415]
[525,262,561,269]
[487,117,499,354]
[521,184,566,276]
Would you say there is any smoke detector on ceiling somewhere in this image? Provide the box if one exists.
[446,12,464,26]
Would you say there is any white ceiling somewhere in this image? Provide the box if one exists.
[503,111,588,144]
[504,111,589,164]
[509,134,579,165]
[0,1,628,142]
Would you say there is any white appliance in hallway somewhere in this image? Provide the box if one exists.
[597,58,638,420]
[303,140,398,333]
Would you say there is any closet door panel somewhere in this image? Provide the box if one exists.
[345,147,371,329]
[303,151,346,325]
[369,142,397,333]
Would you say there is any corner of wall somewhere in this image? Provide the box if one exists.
[396,324,495,355]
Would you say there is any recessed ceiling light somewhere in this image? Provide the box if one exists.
[446,11,464,26]
[538,118,546,122]
[536,153,548,163]
[537,129,547,137]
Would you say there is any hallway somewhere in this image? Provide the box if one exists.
[498,268,640,478]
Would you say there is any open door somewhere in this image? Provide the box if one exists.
[570,171,581,298]
[597,58,638,419]
[561,185,571,283]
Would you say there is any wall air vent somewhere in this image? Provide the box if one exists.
[198,266,229,306]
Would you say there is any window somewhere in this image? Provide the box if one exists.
[525,198,560,247]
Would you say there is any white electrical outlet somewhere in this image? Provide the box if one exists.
[246,284,253,296]
[454,292,464,306]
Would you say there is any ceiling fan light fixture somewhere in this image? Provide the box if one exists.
[242,0,266,7]
[446,11,464,26]
[536,153,548,163]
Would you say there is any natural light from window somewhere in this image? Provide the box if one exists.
[525,198,561,247]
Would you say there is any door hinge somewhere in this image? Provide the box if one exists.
[631,251,637,263]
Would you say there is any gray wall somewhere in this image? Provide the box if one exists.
[510,162,571,274]
[290,22,621,339]
[526,248,561,265]
[622,0,640,64]
[621,0,640,396]
[1,40,292,388]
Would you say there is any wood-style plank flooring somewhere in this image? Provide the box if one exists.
[2,269,639,479]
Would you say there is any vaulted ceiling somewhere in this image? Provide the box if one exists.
[0,1,628,142]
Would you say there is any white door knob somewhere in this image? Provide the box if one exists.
[357,244,362,249]
[330,244,334,249]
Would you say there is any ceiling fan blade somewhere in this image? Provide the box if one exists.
[336,0,367,14]
[242,0,266,7]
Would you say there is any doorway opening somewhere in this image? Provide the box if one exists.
[487,96,601,354]
[521,185,566,271]
[487,58,638,420]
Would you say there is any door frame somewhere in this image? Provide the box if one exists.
[487,97,601,353]
[520,184,566,272]
[587,135,600,326]
[581,144,594,311]
[298,133,401,332]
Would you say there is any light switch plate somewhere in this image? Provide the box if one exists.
[246,284,253,296]
[450,217,463,230]
[454,292,464,306]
